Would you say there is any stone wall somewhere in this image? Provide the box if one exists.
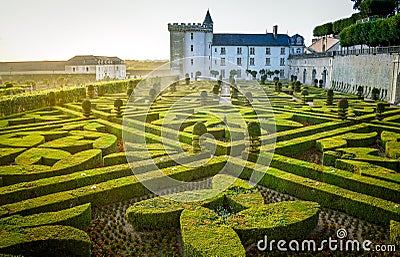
[289,53,400,104]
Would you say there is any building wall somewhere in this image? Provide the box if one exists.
[184,31,212,78]
[289,53,400,104]
[289,56,333,87]
[211,46,290,79]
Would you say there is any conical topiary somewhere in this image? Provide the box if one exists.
[193,122,207,153]
[114,99,123,118]
[376,102,385,121]
[326,89,334,105]
[247,121,261,154]
[338,98,349,120]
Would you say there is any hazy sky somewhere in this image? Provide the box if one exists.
[0,0,356,61]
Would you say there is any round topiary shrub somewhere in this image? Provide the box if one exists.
[48,91,56,106]
[82,99,92,118]
[185,74,190,85]
[337,98,349,120]
[313,79,318,87]
[319,79,324,88]
[295,81,301,92]
[357,86,364,100]
[87,85,95,98]
[213,84,220,95]
[371,88,380,101]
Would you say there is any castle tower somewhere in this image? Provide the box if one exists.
[168,10,213,78]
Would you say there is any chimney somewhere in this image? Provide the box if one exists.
[273,25,278,38]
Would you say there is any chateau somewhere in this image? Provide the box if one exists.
[168,10,306,80]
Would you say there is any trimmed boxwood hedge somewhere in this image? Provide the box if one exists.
[226,201,320,242]
[229,157,400,225]
[0,225,90,257]
[266,154,400,203]
[391,220,400,246]
[180,207,246,257]
[0,203,91,229]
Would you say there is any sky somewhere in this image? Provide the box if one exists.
[0,0,356,61]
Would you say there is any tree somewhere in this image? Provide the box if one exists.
[359,0,397,17]
[250,70,257,79]
[210,70,219,78]
[266,70,275,79]
[259,69,266,76]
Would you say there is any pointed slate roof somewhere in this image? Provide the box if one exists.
[203,10,213,25]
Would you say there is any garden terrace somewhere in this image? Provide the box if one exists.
[0,78,399,256]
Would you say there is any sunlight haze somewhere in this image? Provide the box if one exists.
[0,0,356,61]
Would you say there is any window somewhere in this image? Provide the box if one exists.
[86,67,89,72]
[72,67,76,72]
[215,48,217,52]
[280,48,286,55]
[280,58,285,66]
[191,45,194,52]
[221,69,225,78]
[191,59,194,65]
[191,33,194,40]
[191,72,194,79]
[221,58,226,66]
[237,58,242,66]
[296,48,301,54]
[280,69,285,78]
[250,58,255,66]
[266,48,271,55]
[221,47,226,55]
[250,47,255,55]
[237,47,242,55]
[265,58,271,66]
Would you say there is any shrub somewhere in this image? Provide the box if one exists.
[244,92,253,105]
[193,122,207,152]
[200,91,208,106]
[337,98,348,120]
[319,79,324,88]
[357,86,364,99]
[247,121,261,153]
[126,88,133,98]
[58,90,65,106]
[326,89,334,105]
[371,87,380,101]
[301,89,309,104]
[81,99,91,118]
[87,85,94,98]
[48,92,56,106]
[391,220,400,246]
[185,73,190,85]
[376,102,385,121]
[114,99,123,118]
[260,75,267,85]
[313,79,318,87]
[295,81,301,92]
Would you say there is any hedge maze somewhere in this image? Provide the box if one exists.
[0,78,399,256]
